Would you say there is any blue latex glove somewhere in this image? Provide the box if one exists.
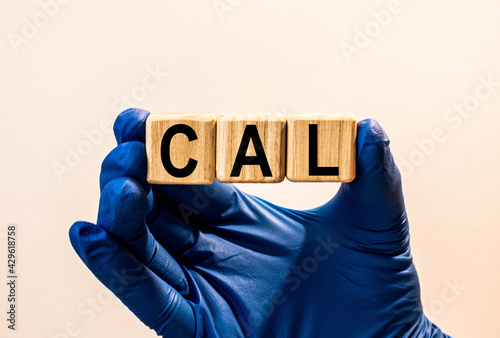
[69,108,450,337]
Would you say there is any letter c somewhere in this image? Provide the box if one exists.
[161,124,198,178]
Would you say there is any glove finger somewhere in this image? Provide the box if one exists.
[113,108,249,224]
[98,177,189,294]
[69,221,195,337]
[98,137,204,255]
[146,193,199,257]
[324,119,408,252]
[113,108,150,144]
[99,141,150,193]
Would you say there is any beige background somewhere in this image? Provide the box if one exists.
[1,0,499,337]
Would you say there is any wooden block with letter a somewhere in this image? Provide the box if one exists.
[286,112,357,182]
[216,112,286,183]
[146,113,216,184]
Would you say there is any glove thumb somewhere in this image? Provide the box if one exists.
[325,119,408,254]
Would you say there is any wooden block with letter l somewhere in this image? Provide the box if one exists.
[145,113,216,184]
[286,112,357,182]
[216,112,286,183]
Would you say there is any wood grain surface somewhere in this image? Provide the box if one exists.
[146,113,216,184]
[216,112,286,183]
[286,112,357,182]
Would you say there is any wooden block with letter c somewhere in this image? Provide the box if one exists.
[286,112,357,182]
[145,113,216,184]
[216,112,286,183]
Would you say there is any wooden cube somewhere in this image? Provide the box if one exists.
[216,113,286,183]
[146,113,216,184]
[286,113,357,182]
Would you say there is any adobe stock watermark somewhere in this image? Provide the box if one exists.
[47,265,141,338]
[423,278,466,322]
[213,0,244,21]
[237,236,340,336]
[7,0,72,54]
[397,74,498,178]
[51,65,168,183]
[340,0,402,63]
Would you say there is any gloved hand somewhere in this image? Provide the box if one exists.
[69,108,450,338]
